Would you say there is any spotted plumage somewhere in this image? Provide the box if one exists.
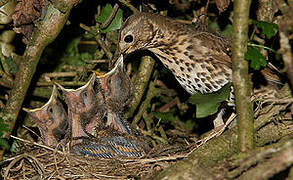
[112,12,232,95]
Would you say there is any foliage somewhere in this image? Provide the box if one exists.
[245,20,278,70]
[3,56,17,74]
[0,112,10,150]
[252,20,278,39]
[96,4,123,33]
[245,47,267,70]
[188,83,231,118]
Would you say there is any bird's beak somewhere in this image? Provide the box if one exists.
[23,85,58,114]
[110,45,132,69]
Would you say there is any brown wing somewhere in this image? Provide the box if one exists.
[193,31,232,67]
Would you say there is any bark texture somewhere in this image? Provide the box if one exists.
[232,0,254,152]
[1,0,81,160]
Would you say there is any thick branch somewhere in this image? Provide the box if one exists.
[232,0,254,152]
[155,85,292,179]
[126,56,155,119]
[237,140,293,180]
[1,0,81,160]
[277,0,293,88]
[155,119,293,179]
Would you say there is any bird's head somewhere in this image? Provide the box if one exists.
[111,13,157,67]
[23,85,68,147]
[56,74,98,114]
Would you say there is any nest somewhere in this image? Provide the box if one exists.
[1,135,198,179]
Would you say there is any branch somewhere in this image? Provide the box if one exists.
[233,140,293,179]
[1,0,81,160]
[276,0,293,88]
[232,0,254,152]
[155,115,293,179]
[126,56,155,118]
[117,0,139,14]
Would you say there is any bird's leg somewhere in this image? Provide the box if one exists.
[213,86,236,132]
[198,88,237,145]
[213,108,226,131]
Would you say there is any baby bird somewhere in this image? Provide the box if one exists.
[96,55,138,136]
[72,129,148,158]
[56,74,106,141]
[23,85,69,147]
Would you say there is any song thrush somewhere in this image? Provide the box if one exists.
[57,74,108,143]
[112,12,232,96]
[23,85,69,147]
[97,55,138,136]
[112,12,233,129]
[72,129,148,158]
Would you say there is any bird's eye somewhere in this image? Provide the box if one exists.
[47,106,55,124]
[124,35,133,43]
[48,106,54,115]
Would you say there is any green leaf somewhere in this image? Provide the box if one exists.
[188,83,231,118]
[245,47,267,70]
[0,138,9,150]
[80,52,93,61]
[185,119,197,131]
[96,4,123,33]
[0,123,8,134]
[252,20,278,39]
[65,36,81,55]
[153,112,179,123]
[96,4,113,23]
[4,57,17,74]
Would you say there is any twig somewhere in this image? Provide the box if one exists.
[100,4,119,29]
[79,40,97,45]
[121,154,186,163]
[36,81,86,87]
[187,113,237,157]
[157,97,180,112]
[22,125,41,140]
[117,0,139,13]
[158,126,168,141]
[4,153,45,179]
[10,135,66,155]
[232,0,254,152]
[140,130,168,143]
[262,98,293,104]
[86,59,108,63]
[42,72,77,79]
[132,81,160,127]
[126,56,155,118]
[80,23,113,60]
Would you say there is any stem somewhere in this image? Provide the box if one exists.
[248,43,276,53]
[126,56,155,118]
[232,0,254,152]
[118,0,139,14]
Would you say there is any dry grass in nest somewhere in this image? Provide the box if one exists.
[1,135,198,179]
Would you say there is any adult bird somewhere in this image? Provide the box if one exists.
[111,12,280,133]
[111,12,233,131]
